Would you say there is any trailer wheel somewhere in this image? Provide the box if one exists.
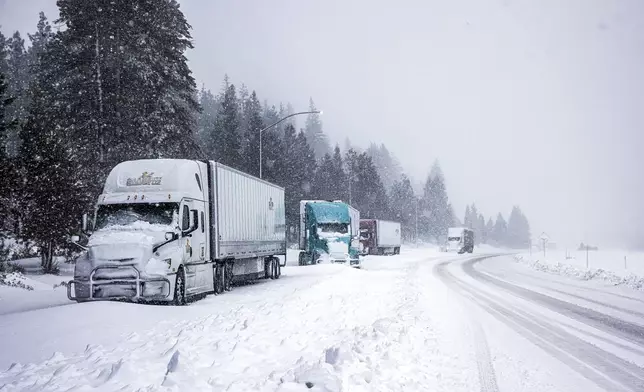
[172,268,187,306]
[214,263,225,294]
[394,247,400,255]
[265,258,272,279]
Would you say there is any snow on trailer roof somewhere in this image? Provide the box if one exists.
[103,159,203,195]
[306,201,351,223]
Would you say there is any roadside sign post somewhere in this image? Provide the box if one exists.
[539,232,549,258]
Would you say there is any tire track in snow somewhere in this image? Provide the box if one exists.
[435,257,644,392]
[464,260,644,347]
[434,259,500,392]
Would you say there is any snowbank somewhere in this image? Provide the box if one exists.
[515,250,644,291]
[0,272,71,315]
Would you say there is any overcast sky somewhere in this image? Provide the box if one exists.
[1,0,642,249]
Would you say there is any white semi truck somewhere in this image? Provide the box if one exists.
[68,159,286,305]
[359,219,402,255]
[446,227,474,254]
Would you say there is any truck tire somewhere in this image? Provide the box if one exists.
[265,258,272,279]
[270,258,277,279]
[172,268,187,306]
[225,262,233,291]
[394,247,400,255]
[275,258,281,279]
[214,263,225,294]
[298,252,306,266]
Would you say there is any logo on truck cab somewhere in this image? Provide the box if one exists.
[126,171,162,186]
[268,197,275,210]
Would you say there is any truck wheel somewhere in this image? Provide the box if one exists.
[265,258,272,279]
[214,263,225,294]
[172,268,187,306]
[298,252,305,266]
[274,257,281,279]
[394,247,400,255]
[225,262,233,291]
[270,258,277,279]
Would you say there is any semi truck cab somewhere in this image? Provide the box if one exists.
[298,200,361,267]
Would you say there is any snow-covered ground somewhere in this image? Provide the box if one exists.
[2,247,644,391]
[516,249,644,291]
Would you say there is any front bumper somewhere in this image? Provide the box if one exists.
[329,256,361,268]
[67,264,171,302]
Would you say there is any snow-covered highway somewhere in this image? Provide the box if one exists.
[2,248,644,391]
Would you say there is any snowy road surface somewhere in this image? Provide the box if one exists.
[2,249,644,391]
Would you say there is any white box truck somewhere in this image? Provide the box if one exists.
[68,159,286,305]
[359,219,402,255]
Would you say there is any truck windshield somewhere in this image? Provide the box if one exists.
[95,203,179,230]
[318,223,348,234]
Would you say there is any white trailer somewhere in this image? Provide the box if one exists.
[359,219,402,255]
[68,159,286,305]
[377,220,402,249]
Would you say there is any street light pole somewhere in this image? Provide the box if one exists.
[259,110,322,179]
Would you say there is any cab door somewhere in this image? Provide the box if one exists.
[180,199,210,294]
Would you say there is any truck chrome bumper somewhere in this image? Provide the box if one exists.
[67,264,171,302]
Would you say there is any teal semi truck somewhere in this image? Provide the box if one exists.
[298,200,361,268]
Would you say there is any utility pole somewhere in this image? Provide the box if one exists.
[259,110,322,179]
[415,198,419,247]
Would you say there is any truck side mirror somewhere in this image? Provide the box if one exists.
[181,205,190,231]
[165,232,175,241]
[191,210,198,231]
[71,235,80,243]
[82,213,88,232]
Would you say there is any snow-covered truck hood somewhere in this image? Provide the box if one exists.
[77,224,174,279]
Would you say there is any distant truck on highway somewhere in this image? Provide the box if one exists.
[359,219,401,255]
[298,200,361,268]
[446,227,474,254]
[68,159,286,305]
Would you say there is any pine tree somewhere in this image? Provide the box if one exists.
[478,214,486,244]
[259,103,283,183]
[344,151,389,219]
[5,31,29,157]
[506,206,531,249]
[331,145,348,201]
[53,0,200,181]
[304,98,329,159]
[366,143,403,190]
[469,204,480,241]
[281,125,316,240]
[0,71,16,236]
[390,175,417,241]
[486,218,495,244]
[240,91,263,176]
[422,161,450,242]
[493,213,508,246]
[313,153,336,201]
[464,205,472,228]
[0,32,8,76]
[196,86,218,149]
[212,81,242,168]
